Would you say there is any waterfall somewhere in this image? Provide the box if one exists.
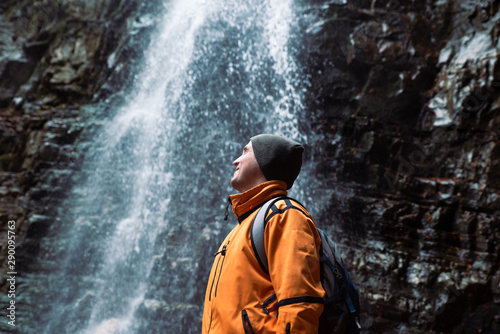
[29,0,321,333]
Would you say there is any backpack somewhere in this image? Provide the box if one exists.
[250,196,361,334]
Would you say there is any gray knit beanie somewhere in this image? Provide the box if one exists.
[250,134,304,189]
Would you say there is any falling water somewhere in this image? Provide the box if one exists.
[25,0,321,333]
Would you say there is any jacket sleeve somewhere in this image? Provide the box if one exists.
[264,200,325,333]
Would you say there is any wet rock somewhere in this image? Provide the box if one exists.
[0,57,35,107]
[0,115,19,160]
[41,23,105,98]
[0,0,145,108]
[20,130,44,170]
[25,214,51,239]
[307,0,500,332]
[39,142,59,162]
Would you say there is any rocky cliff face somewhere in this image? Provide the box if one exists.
[305,0,500,332]
[0,0,499,333]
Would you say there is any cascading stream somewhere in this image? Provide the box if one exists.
[33,0,321,333]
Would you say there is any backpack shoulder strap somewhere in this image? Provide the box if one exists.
[250,196,285,276]
[250,196,309,276]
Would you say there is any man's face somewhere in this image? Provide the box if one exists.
[230,141,267,193]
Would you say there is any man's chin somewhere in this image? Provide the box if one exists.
[230,179,245,193]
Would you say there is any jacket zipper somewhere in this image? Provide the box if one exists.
[214,245,228,298]
[286,323,291,334]
[209,240,230,300]
[208,256,221,301]
[207,312,213,333]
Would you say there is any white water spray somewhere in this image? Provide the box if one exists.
[38,0,314,332]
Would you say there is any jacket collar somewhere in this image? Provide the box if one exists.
[229,180,287,223]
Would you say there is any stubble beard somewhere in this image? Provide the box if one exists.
[230,170,249,193]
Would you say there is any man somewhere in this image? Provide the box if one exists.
[202,134,324,333]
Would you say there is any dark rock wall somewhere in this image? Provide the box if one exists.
[0,0,498,333]
[305,0,500,332]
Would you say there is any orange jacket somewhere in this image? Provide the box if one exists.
[202,180,324,333]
